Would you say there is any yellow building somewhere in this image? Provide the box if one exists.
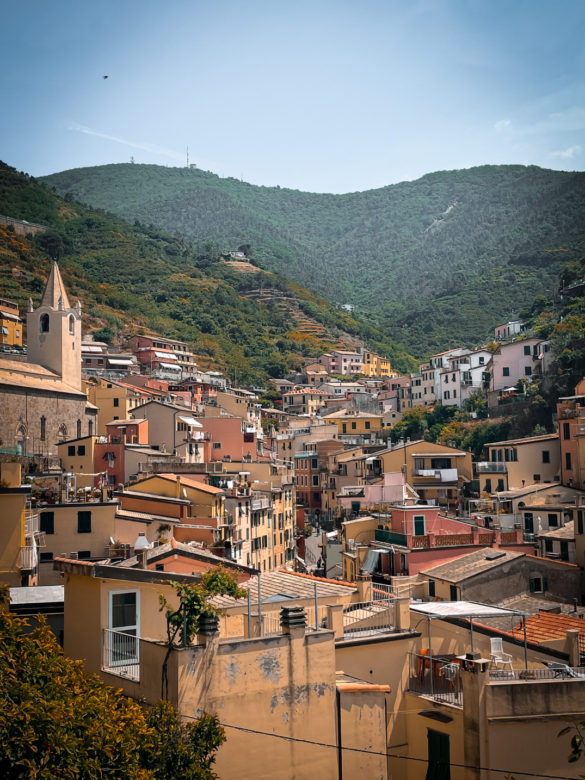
[323,408,383,438]
[360,350,392,377]
[84,377,144,436]
[0,462,39,586]
[130,473,225,527]
[57,435,100,492]
[0,297,23,347]
[38,501,118,584]
[377,440,473,509]
[477,433,561,494]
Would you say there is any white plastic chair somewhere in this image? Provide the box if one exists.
[490,637,513,669]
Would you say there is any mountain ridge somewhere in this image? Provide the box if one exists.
[42,162,585,357]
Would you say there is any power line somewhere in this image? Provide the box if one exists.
[181,714,578,779]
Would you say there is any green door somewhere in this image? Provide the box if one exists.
[426,729,450,780]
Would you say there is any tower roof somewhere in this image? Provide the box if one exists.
[41,262,70,309]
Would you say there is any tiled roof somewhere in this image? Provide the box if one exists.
[209,568,357,609]
[0,358,85,396]
[538,521,575,540]
[158,474,225,494]
[487,433,559,447]
[421,548,523,583]
[510,610,585,653]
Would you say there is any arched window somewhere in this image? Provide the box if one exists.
[77,419,82,439]
[16,424,27,455]
[69,315,75,335]
[40,313,50,333]
[88,420,93,436]
[40,416,46,442]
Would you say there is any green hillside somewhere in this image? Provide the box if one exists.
[42,163,585,357]
[0,162,414,384]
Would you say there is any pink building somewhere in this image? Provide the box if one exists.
[199,417,258,462]
[491,338,551,391]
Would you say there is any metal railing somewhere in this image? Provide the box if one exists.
[342,600,393,638]
[489,666,585,682]
[102,629,140,681]
[407,653,463,706]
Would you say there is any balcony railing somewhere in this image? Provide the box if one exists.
[342,600,394,638]
[407,652,463,706]
[102,628,140,681]
[413,468,458,482]
[19,545,38,570]
[476,462,508,473]
[489,666,585,682]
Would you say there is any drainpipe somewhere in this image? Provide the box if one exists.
[336,687,343,780]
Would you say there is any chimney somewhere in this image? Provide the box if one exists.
[280,605,307,636]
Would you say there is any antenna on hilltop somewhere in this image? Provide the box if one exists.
[186,146,189,168]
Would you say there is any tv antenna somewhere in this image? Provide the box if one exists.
[186,146,189,168]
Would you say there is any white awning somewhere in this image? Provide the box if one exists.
[0,311,20,322]
[410,601,526,619]
[159,362,181,370]
[82,345,104,353]
[154,351,176,359]
[108,358,133,366]
[177,415,202,427]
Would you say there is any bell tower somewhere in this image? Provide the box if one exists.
[26,263,82,390]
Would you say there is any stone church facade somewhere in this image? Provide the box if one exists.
[0,264,97,459]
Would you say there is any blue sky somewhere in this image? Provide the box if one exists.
[2,0,584,192]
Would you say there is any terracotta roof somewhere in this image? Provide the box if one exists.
[487,433,559,447]
[158,474,224,494]
[510,610,585,653]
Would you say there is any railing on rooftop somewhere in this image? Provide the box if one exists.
[102,629,140,682]
[489,666,585,682]
[407,652,463,707]
[342,599,394,638]
[476,462,508,473]
[375,529,407,546]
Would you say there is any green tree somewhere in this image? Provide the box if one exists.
[0,586,225,779]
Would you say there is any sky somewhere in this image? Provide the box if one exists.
[2,0,585,193]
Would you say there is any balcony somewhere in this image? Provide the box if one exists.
[251,497,270,511]
[19,545,38,570]
[375,529,407,546]
[102,628,140,681]
[413,468,458,483]
[407,652,462,707]
[476,462,508,473]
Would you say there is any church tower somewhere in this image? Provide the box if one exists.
[26,263,82,390]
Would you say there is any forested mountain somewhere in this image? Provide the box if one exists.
[0,162,414,384]
[42,163,585,357]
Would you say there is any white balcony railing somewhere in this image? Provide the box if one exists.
[19,545,38,571]
[102,628,140,681]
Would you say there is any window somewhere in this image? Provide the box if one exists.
[77,550,91,560]
[428,580,436,598]
[40,313,50,333]
[68,315,75,335]
[108,590,139,666]
[566,452,572,470]
[40,511,54,535]
[524,513,534,533]
[533,474,541,482]
[542,450,550,463]
[544,539,553,553]
[479,356,484,365]
[524,345,531,355]
[365,421,370,430]
[497,478,505,492]
[560,541,569,561]
[77,511,91,533]
[427,729,450,780]
[68,445,75,456]
[311,458,318,469]
[529,576,547,593]
[414,515,425,536]
[213,442,222,449]
[113,398,119,407]
[342,424,347,433]
[40,416,46,442]
[524,366,532,376]
[77,445,85,456]
[351,422,356,430]
[548,513,558,528]
[563,422,571,440]
[485,478,492,493]
[449,585,458,601]
[503,367,510,377]
[40,552,54,562]
[312,476,319,486]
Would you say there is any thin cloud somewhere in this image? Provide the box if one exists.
[494,119,511,131]
[66,122,184,162]
[550,144,582,160]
